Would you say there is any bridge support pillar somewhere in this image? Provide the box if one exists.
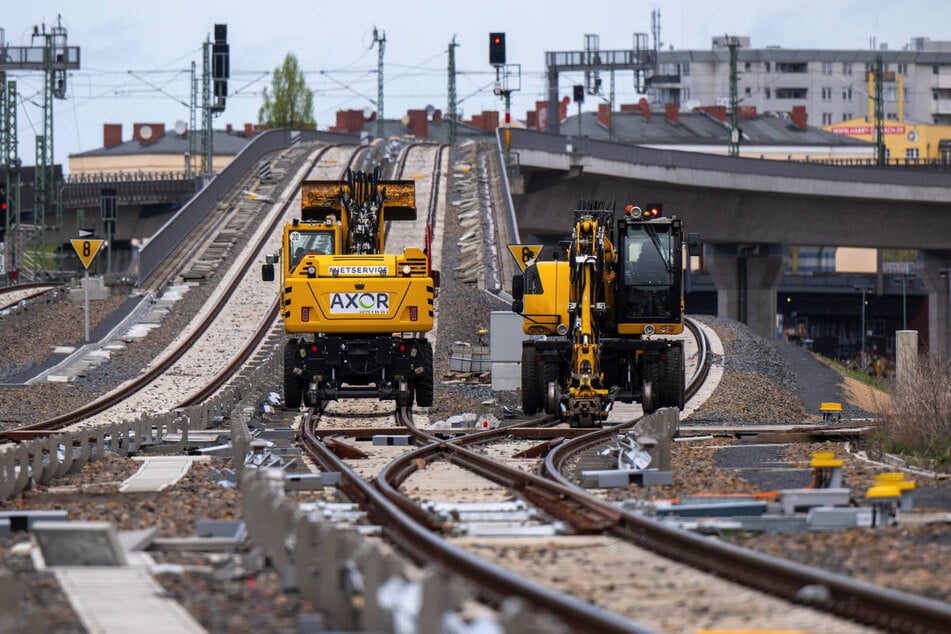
[704,243,784,340]
[918,250,951,359]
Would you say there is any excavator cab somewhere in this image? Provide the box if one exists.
[616,212,686,336]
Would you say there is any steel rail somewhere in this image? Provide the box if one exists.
[1,144,364,437]
[300,410,657,634]
[539,319,951,633]
[0,282,61,312]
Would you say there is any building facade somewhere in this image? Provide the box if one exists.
[651,37,951,129]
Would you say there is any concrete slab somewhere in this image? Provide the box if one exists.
[0,509,69,532]
[54,567,206,633]
[581,469,673,488]
[780,488,852,515]
[118,527,161,552]
[32,521,128,567]
[808,506,874,530]
[284,472,341,490]
[119,456,211,493]
[372,434,415,446]
[52,346,76,355]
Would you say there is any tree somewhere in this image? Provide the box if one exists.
[258,53,316,129]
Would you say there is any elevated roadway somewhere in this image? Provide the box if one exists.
[505,128,951,357]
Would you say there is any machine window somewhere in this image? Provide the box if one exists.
[289,231,334,268]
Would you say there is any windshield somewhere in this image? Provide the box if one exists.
[624,227,673,286]
[621,224,678,320]
[289,230,334,268]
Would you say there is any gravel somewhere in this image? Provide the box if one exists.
[0,141,948,630]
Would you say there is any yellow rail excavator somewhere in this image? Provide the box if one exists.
[511,200,699,426]
[262,167,438,409]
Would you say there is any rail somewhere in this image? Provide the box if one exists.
[136,129,357,285]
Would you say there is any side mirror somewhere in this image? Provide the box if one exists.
[511,274,524,313]
[262,263,275,282]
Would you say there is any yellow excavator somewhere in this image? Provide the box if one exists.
[511,200,698,426]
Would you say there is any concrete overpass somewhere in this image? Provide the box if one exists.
[505,128,951,358]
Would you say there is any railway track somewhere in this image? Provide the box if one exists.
[0,282,61,312]
[295,311,950,633]
[0,142,369,439]
[2,140,948,632]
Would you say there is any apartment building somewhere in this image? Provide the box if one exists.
[651,36,951,128]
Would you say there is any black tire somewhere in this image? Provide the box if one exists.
[657,344,685,410]
[521,345,541,415]
[415,340,434,408]
[284,338,302,409]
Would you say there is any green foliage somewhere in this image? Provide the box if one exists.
[258,53,316,129]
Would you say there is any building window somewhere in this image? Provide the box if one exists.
[936,91,940,100]
[842,87,853,100]
[906,148,919,159]
[776,62,808,73]
[865,63,874,73]
[898,63,908,75]
[764,62,770,72]
[886,86,898,101]
[821,62,833,75]
[842,112,853,121]
[681,62,690,76]
[744,62,752,71]
[822,112,833,125]
[821,87,833,101]
[775,87,808,99]
[745,86,752,97]
[903,87,909,101]
[934,65,940,75]
[681,87,691,102]
[842,62,853,74]
[887,112,897,119]
[764,87,771,99]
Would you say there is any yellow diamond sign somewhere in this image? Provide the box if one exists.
[70,239,105,270]
[507,244,543,271]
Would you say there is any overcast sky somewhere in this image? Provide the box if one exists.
[3,0,950,170]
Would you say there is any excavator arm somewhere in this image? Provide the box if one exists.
[566,209,616,425]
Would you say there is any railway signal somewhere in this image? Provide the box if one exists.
[489,32,506,65]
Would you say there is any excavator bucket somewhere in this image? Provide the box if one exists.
[379,180,416,221]
[300,179,416,222]
[301,181,344,222]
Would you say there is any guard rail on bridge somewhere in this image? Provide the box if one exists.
[135,129,356,285]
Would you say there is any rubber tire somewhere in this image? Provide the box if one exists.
[657,344,685,410]
[521,345,541,415]
[284,338,302,409]
[415,340,435,408]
